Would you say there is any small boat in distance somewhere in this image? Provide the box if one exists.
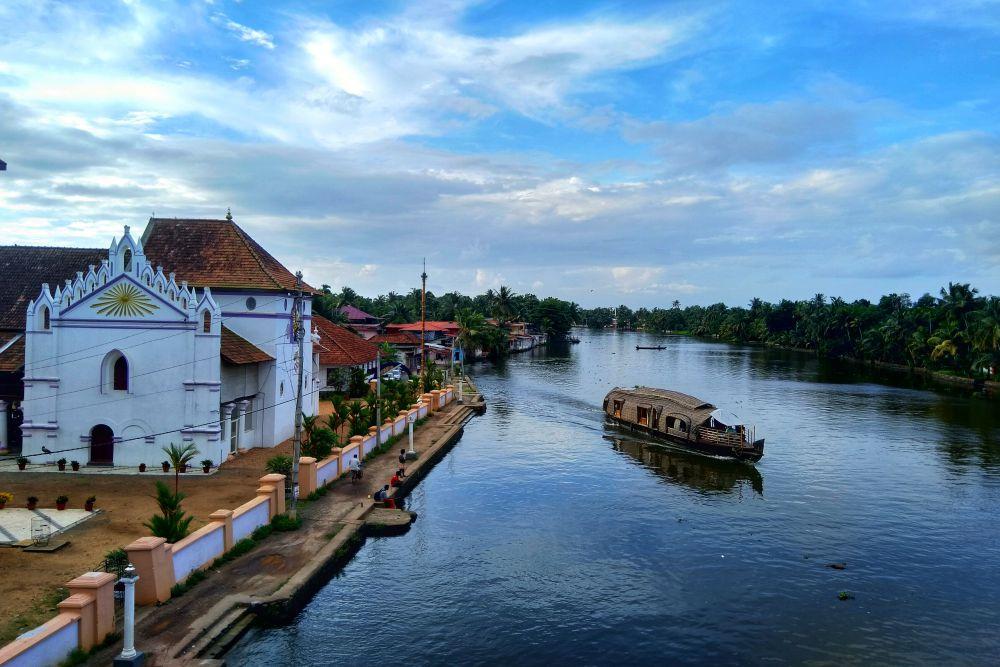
[636,345,667,350]
[603,387,764,462]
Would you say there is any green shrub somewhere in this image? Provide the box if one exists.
[265,455,292,478]
[170,569,207,598]
[270,513,302,532]
[143,481,192,543]
[251,524,273,542]
[304,427,338,460]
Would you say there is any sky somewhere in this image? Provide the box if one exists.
[0,0,997,308]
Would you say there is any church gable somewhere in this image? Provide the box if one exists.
[24,224,211,329]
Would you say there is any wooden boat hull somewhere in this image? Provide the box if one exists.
[635,345,667,350]
[605,416,764,463]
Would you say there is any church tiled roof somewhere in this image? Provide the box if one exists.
[141,218,316,294]
[220,326,274,365]
[0,334,24,372]
[0,245,107,331]
[312,314,378,367]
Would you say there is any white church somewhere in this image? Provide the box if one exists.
[0,216,319,468]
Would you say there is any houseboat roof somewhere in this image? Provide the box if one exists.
[605,387,718,425]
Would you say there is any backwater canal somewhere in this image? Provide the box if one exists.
[229,330,1000,665]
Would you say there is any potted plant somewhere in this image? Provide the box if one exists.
[139,463,147,473]
[84,495,96,512]
[201,459,212,474]
[0,492,12,510]
[161,460,170,473]
[16,456,28,471]
[56,495,68,511]
[71,460,80,472]
[57,458,67,472]
[26,496,38,510]
[179,462,188,473]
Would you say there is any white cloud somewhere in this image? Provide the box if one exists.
[214,13,275,49]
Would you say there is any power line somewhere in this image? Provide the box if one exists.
[25,295,291,373]
[22,332,291,418]
[13,384,324,461]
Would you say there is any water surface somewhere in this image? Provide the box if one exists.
[231,330,1000,665]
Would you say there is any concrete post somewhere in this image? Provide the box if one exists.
[66,571,116,646]
[237,399,250,449]
[0,399,7,453]
[259,473,286,515]
[430,390,442,412]
[57,594,96,651]
[257,485,276,519]
[221,403,233,456]
[299,457,317,497]
[209,509,234,551]
[406,408,417,459]
[124,536,173,605]
[114,563,143,666]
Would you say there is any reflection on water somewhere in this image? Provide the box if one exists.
[230,329,1000,666]
[609,435,764,496]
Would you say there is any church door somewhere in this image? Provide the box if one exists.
[90,424,114,465]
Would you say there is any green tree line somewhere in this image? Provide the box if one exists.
[579,283,999,379]
[313,284,579,343]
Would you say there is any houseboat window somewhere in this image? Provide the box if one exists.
[613,400,623,418]
[636,407,649,426]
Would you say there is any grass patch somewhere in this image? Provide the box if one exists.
[324,525,343,541]
[170,569,207,598]
[271,513,302,532]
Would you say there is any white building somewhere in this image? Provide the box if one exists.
[0,217,317,468]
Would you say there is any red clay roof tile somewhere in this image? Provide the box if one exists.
[312,314,378,367]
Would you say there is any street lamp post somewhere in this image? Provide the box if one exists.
[113,563,144,666]
[406,410,417,460]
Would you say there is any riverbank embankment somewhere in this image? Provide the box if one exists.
[88,378,486,666]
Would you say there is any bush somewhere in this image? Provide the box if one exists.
[304,427,338,460]
[143,481,192,543]
[250,524,273,542]
[265,455,292,478]
[271,513,302,532]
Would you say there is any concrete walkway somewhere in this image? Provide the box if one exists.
[0,508,99,545]
[91,395,481,666]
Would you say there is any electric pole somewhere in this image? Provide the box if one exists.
[290,271,305,520]
[420,258,427,393]
[375,341,382,452]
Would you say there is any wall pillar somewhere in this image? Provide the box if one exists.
[299,457,317,496]
[124,536,174,605]
[238,399,251,449]
[66,571,116,646]
[221,403,234,456]
[257,485,276,519]
[429,391,441,412]
[209,509,234,551]
[0,399,7,453]
[259,473,286,515]
[57,595,96,651]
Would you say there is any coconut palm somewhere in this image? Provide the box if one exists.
[162,442,199,495]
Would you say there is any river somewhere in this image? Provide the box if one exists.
[229,330,1000,665]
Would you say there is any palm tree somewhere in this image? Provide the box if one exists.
[162,442,199,495]
[455,308,486,358]
[493,286,518,325]
[301,414,318,445]
[327,394,349,436]
[347,400,369,437]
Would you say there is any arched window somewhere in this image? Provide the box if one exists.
[123,248,132,272]
[182,298,188,310]
[145,274,150,286]
[113,355,129,391]
[41,306,50,330]
[202,310,212,333]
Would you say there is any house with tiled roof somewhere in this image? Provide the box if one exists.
[337,304,382,339]
[312,314,378,391]
[0,217,317,468]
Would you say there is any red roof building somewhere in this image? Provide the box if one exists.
[312,314,378,368]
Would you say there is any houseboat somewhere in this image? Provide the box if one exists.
[602,387,764,462]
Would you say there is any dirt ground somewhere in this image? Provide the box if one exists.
[0,439,294,644]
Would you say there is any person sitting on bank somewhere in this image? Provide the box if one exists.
[373,485,395,508]
[391,472,402,487]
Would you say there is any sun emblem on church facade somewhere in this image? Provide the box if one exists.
[91,283,158,317]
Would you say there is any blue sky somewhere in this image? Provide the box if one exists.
[0,0,997,307]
